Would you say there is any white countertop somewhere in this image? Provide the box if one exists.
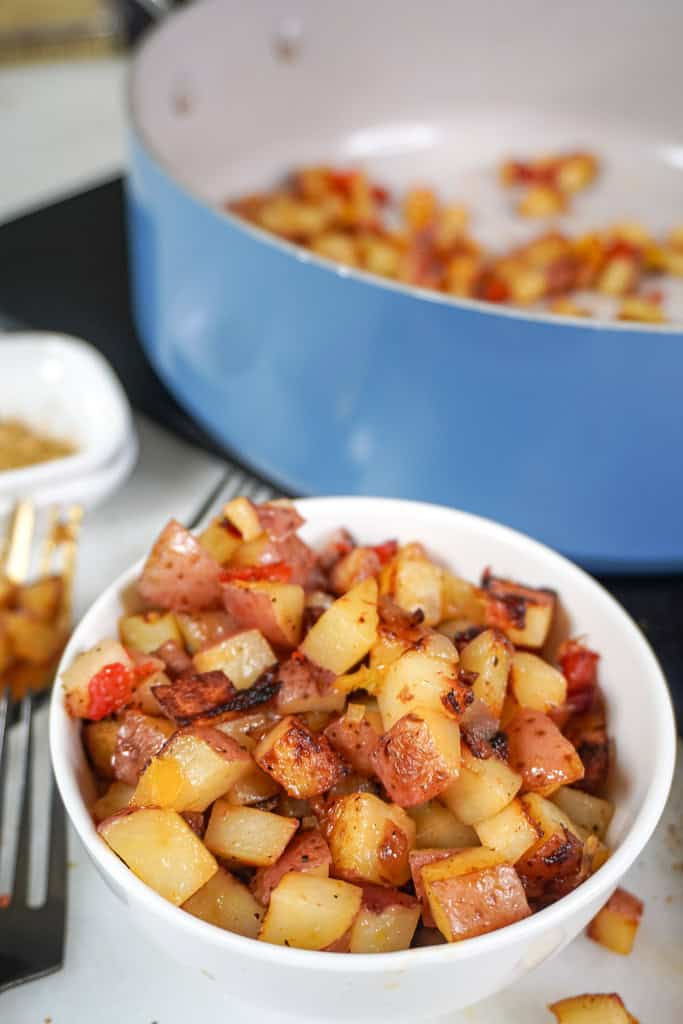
[1,57,682,1024]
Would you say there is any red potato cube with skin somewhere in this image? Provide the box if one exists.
[421,848,531,942]
[254,715,348,798]
[370,710,461,807]
[254,500,305,541]
[275,654,344,716]
[348,883,421,953]
[112,711,175,786]
[322,792,416,887]
[587,887,644,955]
[330,547,382,595]
[409,848,464,927]
[221,581,305,648]
[507,708,584,795]
[251,829,332,905]
[324,703,382,776]
[549,993,638,1023]
[515,825,585,909]
[137,519,223,611]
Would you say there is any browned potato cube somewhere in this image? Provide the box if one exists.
[254,715,347,798]
[587,887,643,955]
[482,573,556,648]
[377,647,465,731]
[324,702,381,776]
[348,884,420,953]
[83,719,120,780]
[300,577,379,674]
[515,825,584,908]
[275,654,345,716]
[459,628,512,723]
[323,792,415,886]
[371,710,461,806]
[507,708,584,795]
[98,807,217,905]
[259,872,362,951]
[549,993,636,1023]
[510,652,567,713]
[183,866,264,938]
[193,629,277,690]
[421,847,531,942]
[175,610,236,654]
[204,800,298,866]
[475,797,540,862]
[5,612,64,664]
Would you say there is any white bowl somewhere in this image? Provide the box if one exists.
[0,332,135,508]
[49,497,676,1023]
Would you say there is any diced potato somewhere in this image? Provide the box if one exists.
[4,612,64,664]
[510,652,567,712]
[112,711,174,786]
[516,794,585,907]
[275,654,346,715]
[475,797,540,862]
[92,781,135,822]
[323,792,415,886]
[132,727,252,812]
[349,884,420,953]
[549,993,636,1023]
[422,848,531,942]
[378,649,463,731]
[440,745,522,825]
[61,638,132,717]
[137,519,222,612]
[222,581,305,648]
[204,800,298,866]
[259,873,362,951]
[132,669,169,715]
[251,829,331,905]
[520,792,582,841]
[507,709,584,795]
[552,787,613,840]
[223,496,263,541]
[183,866,264,938]
[587,888,643,955]
[391,552,443,626]
[216,707,281,751]
[228,763,281,805]
[17,575,62,622]
[300,578,379,674]
[193,629,277,690]
[482,574,556,649]
[460,629,512,721]
[99,808,217,905]
[371,710,461,806]
[119,612,182,655]
[330,547,381,595]
[408,800,478,849]
[82,719,120,779]
[324,703,381,776]
[583,834,610,875]
[409,848,463,927]
[197,517,242,564]
[176,611,236,654]
[254,715,347,798]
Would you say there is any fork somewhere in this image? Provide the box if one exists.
[0,501,82,992]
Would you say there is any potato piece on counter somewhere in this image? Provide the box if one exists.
[475,797,540,862]
[408,800,478,849]
[99,807,217,905]
[61,638,132,717]
[421,847,530,942]
[481,573,555,649]
[510,652,567,713]
[204,800,298,866]
[92,781,135,822]
[349,884,420,953]
[300,577,379,674]
[119,611,182,655]
[552,786,613,841]
[132,726,252,812]
[507,708,584,795]
[193,629,277,690]
[251,829,331,905]
[549,993,637,1024]
[254,715,347,798]
[183,866,264,938]
[221,581,304,648]
[587,888,643,955]
[83,719,120,780]
[323,792,415,886]
[440,744,522,825]
[459,629,512,722]
[371,710,461,806]
[259,872,362,951]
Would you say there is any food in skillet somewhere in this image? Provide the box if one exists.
[228,152,681,324]
[63,498,616,953]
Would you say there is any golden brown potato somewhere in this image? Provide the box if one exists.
[254,715,347,798]
[370,710,461,806]
[197,517,242,564]
[440,744,522,825]
[330,547,381,595]
[390,550,443,626]
[421,847,531,942]
[204,800,298,866]
[223,496,263,541]
[507,708,584,795]
[459,628,512,723]
[82,718,120,780]
[348,884,420,953]
[515,825,584,908]
[377,647,466,732]
[587,887,643,955]
[510,652,567,712]
[98,807,217,905]
[300,577,379,674]
[251,829,331,905]
[4,612,65,664]
[441,572,486,623]
[322,792,415,886]
[475,797,540,862]
[183,866,264,938]
[549,993,637,1023]
[259,872,362,951]
[481,573,556,649]
[193,629,277,690]
[221,581,305,648]
[216,707,282,752]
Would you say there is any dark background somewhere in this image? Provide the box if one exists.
[0,179,680,732]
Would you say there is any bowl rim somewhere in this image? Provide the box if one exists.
[50,495,677,971]
[126,3,683,339]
